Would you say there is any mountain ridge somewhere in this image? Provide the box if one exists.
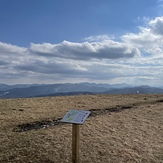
[0,83,163,98]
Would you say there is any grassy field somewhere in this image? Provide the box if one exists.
[0,94,163,163]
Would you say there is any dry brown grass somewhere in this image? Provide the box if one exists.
[0,94,163,163]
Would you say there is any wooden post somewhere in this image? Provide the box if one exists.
[72,124,80,163]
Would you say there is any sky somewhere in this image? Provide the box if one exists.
[0,0,163,86]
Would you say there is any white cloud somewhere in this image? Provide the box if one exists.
[30,40,139,60]
[0,40,139,84]
[1,17,163,86]
[0,42,27,54]
[84,34,115,42]
[122,17,163,55]
[149,17,163,35]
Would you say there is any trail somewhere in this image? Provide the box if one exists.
[13,99,163,132]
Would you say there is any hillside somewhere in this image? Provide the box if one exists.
[0,94,163,162]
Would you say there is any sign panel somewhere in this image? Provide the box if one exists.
[61,110,91,124]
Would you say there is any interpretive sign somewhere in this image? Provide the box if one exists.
[61,110,91,163]
[61,110,91,125]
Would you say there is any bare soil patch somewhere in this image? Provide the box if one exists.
[0,94,163,162]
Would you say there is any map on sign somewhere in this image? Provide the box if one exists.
[61,110,91,124]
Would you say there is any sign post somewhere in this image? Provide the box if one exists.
[61,110,91,163]
[72,124,79,163]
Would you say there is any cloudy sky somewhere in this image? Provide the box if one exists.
[0,0,163,86]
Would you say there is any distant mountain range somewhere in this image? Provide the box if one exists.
[0,83,163,98]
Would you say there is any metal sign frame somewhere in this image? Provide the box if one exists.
[61,110,91,124]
